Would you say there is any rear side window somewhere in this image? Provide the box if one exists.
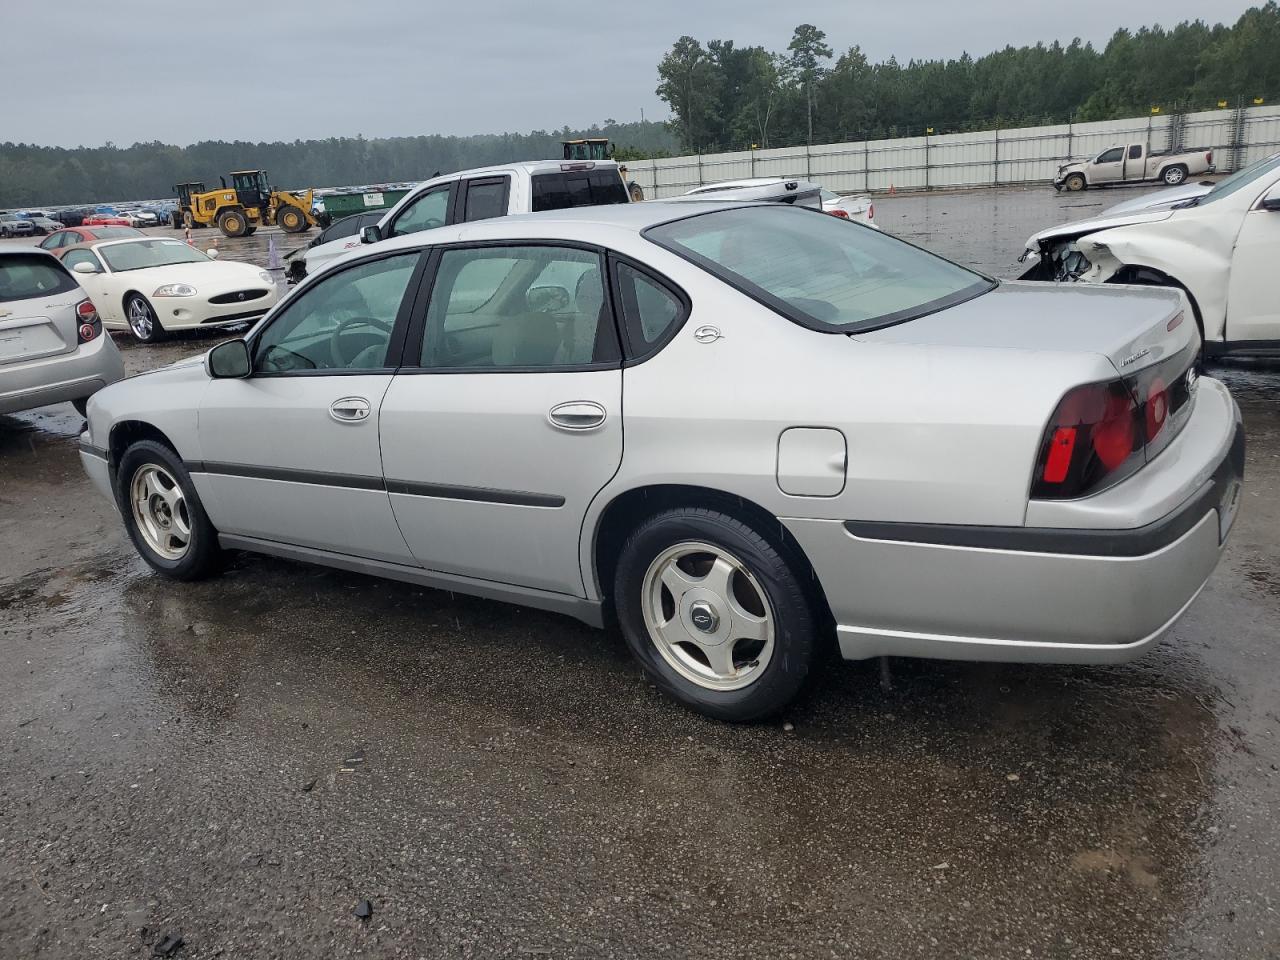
[0,254,78,303]
[1128,145,1142,160]
[614,261,685,357]
[462,178,509,222]
[531,170,629,212]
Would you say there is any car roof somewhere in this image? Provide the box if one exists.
[368,198,765,257]
[687,177,788,193]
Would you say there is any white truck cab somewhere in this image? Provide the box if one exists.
[297,160,630,280]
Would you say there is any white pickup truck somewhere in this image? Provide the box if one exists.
[1053,143,1215,191]
[294,159,630,281]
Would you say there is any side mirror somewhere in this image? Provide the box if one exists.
[1261,195,1280,212]
[207,338,251,378]
[71,260,99,275]
[360,224,382,244]
[205,247,220,260]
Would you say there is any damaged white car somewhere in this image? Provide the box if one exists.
[1020,153,1280,359]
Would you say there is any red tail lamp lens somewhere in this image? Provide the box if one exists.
[1145,376,1169,441]
[75,299,101,344]
[1092,389,1137,470]
[829,209,850,219]
[867,203,875,220]
[1033,380,1139,499]
[1043,427,1077,483]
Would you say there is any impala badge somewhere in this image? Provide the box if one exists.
[693,325,723,344]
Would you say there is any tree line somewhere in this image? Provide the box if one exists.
[656,2,1280,152]
[0,121,678,208]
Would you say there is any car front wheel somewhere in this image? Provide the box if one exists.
[116,440,221,580]
[613,507,817,722]
[126,294,165,342]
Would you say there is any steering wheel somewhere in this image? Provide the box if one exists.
[329,315,393,368]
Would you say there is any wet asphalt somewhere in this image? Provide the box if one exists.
[2,187,1280,959]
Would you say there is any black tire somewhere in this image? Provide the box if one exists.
[218,209,248,238]
[1064,173,1087,192]
[115,440,222,581]
[72,397,89,417]
[1162,164,1188,186]
[613,507,818,722]
[277,205,307,233]
[244,224,257,236]
[125,293,166,343]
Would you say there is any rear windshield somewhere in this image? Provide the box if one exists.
[646,205,994,333]
[100,238,209,272]
[0,254,78,303]
[531,170,629,212]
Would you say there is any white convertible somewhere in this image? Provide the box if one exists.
[1021,152,1280,359]
[60,237,280,342]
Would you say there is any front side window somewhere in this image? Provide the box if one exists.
[62,249,102,273]
[420,245,616,369]
[39,232,62,249]
[1097,148,1124,164]
[462,178,509,222]
[647,205,993,333]
[388,187,450,238]
[253,252,419,373]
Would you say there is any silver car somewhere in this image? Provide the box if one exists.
[0,249,125,416]
[78,201,1242,720]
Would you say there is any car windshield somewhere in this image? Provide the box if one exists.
[99,238,209,272]
[1186,153,1280,206]
[93,226,143,239]
[646,205,994,333]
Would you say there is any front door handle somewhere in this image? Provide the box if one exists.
[329,396,371,423]
[548,400,607,431]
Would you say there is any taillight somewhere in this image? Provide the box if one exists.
[828,208,850,219]
[76,298,100,344]
[1206,151,1213,165]
[867,202,875,221]
[1032,331,1199,499]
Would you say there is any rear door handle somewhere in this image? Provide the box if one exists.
[329,396,371,423]
[548,401,607,431]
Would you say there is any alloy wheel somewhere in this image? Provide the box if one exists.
[128,298,153,339]
[130,464,191,560]
[641,541,775,691]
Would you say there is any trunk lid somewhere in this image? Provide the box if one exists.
[853,280,1196,377]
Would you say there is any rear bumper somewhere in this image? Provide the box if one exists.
[784,381,1243,664]
[0,334,126,415]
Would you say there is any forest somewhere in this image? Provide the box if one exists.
[2,2,1277,206]
[0,121,677,208]
[656,2,1279,151]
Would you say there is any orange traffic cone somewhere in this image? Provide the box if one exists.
[888,183,896,195]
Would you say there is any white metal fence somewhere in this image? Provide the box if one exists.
[626,104,1280,198]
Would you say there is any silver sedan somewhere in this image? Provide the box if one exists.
[77,201,1242,720]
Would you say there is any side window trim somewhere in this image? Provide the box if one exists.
[403,239,624,374]
[607,252,692,366]
[245,248,430,378]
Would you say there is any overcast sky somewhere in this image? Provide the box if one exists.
[4,0,1255,148]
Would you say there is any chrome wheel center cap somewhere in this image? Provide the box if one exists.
[689,600,720,635]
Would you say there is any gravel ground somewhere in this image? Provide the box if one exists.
[2,184,1278,959]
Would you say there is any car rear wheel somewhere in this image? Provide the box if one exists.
[1064,173,1087,191]
[126,294,165,343]
[1162,164,1188,185]
[115,440,222,580]
[613,507,817,721]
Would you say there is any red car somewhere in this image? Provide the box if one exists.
[38,225,144,251]
[80,213,136,228]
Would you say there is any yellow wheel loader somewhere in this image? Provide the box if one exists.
[179,170,318,238]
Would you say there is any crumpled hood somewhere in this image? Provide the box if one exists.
[1022,207,1179,256]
